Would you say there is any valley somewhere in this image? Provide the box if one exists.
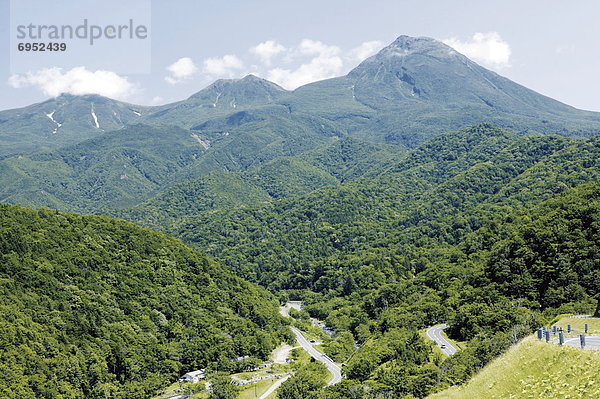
[0,34,598,398]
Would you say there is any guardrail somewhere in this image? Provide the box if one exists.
[536,323,599,349]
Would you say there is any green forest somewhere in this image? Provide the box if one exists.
[1,33,599,399]
[0,205,289,398]
[124,125,599,397]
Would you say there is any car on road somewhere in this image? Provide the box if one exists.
[440,344,446,349]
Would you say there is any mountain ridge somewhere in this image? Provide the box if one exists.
[3,34,600,159]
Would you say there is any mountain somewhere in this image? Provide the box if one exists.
[0,204,288,397]
[144,36,600,150]
[131,126,598,397]
[117,136,402,229]
[144,74,288,127]
[0,94,149,158]
[0,124,209,212]
[0,116,352,213]
[4,35,600,161]
[283,36,600,146]
[0,114,398,214]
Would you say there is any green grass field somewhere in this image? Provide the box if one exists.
[428,335,600,399]
[153,381,209,399]
[238,378,279,399]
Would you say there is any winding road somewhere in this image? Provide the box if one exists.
[280,302,343,385]
[426,324,458,356]
[560,335,600,350]
[290,326,343,385]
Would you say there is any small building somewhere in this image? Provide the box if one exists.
[178,369,206,383]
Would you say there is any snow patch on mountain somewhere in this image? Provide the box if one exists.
[91,108,100,128]
[45,111,62,134]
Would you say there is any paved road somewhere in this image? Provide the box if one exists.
[426,324,458,356]
[559,335,600,350]
[290,327,343,385]
[258,375,291,399]
[279,301,302,317]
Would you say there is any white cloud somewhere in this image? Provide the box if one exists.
[347,40,384,62]
[250,40,286,65]
[202,54,244,77]
[165,57,198,84]
[266,40,344,89]
[8,67,134,98]
[297,39,340,57]
[443,32,511,69]
[150,96,165,105]
[157,38,386,91]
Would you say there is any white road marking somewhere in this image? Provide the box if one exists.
[426,324,458,356]
[290,327,343,385]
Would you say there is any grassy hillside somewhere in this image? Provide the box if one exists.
[0,204,289,398]
[428,336,600,399]
[552,316,600,334]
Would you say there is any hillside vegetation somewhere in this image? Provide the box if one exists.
[428,336,600,399]
[1,34,599,399]
[119,125,599,397]
[0,205,289,398]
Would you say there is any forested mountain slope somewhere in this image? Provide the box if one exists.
[0,94,149,159]
[0,125,399,215]
[259,182,600,398]
[0,205,288,398]
[131,125,597,287]
[0,124,209,212]
[121,124,598,397]
[118,136,402,229]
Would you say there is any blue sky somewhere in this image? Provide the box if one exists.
[1,0,600,111]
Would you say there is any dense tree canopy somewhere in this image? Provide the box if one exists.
[0,205,289,398]
[123,125,598,397]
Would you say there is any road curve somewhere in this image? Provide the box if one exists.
[290,326,343,385]
[426,324,458,356]
[561,335,600,350]
[279,301,302,318]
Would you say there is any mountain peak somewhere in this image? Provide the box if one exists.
[188,74,286,107]
[241,74,268,82]
[201,74,285,91]
[371,35,459,62]
[344,35,469,106]
[390,35,437,49]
